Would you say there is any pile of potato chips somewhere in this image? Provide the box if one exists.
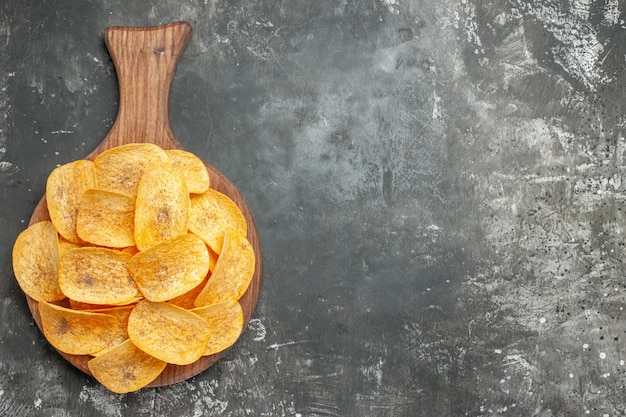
[12,143,255,393]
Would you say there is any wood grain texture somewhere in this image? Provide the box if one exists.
[25,21,262,388]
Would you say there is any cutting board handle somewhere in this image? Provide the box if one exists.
[93,21,192,154]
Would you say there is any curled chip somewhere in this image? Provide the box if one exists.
[76,189,136,248]
[168,274,210,310]
[38,301,120,355]
[128,300,210,365]
[194,227,255,307]
[166,149,211,194]
[88,339,167,394]
[192,300,244,356]
[46,159,96,243]
[87,305,135,357]
[58,247,139,305]
[134,166,189,251]
[188,188,247,254]
[68,296,143,311]
[12,221,65,303]
[57,236,81,259]
[127,234,209,302]
[93,143,170,197]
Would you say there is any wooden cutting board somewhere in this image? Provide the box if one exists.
[24,21,262,387]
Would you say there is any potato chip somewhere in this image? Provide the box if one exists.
[127,300,210,365]
[166,149,211,194]
[88,339,167,394]
[120,246,140,256]
[38,301,120,355]
[127,234,209,302]
[167,273,210,310]
[69,299,113,310]
[58,247,139,305]
[188,189,247,254]
[57,236,81,259]
[93,143,170,197]
[12,221,65,302]
[88,305,135,356]
[194,227,255,307]
[134,166,189,251]
[69,297,142,311]
[192,300,244,356]
[46,159,96,243]
[76,189,136,248]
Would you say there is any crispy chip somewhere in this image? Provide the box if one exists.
[57,236,81,259]
[188,189,247,254]
[38,301,120,355]
[93,143,170,197]
[127,300,210,365]
[12,221,65,302]
[168,273,210,310]
[166,149,211,194]
[194,227,255,307]
[88,305,135,356]
[69,297,142,311]
[69,299,114,310]
[134,166,189,251]
[120,246,140,256]
[46,159,96,243]
[127,234,209,302]
[88,339,167,394]
[58,247,139,305]
[207,245,219,272]
[192,300,244,356]
[76,189,136,248]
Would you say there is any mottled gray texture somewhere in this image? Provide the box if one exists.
[1,0,625,416]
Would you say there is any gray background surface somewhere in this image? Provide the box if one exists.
[1,0,625,416]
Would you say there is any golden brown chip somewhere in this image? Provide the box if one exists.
[194,227,255,307]
[46,159,96,243]
[134,166,189,251]
[57,236,81,259]
[165,149,211,194]
[167,273,210,310]
[38,301,120,355]
[69,297,142,311]
[76,189,136,248]
[69,299,113,310]
[58,247,139,305]
[12,221,65,302]
[127,300,210,365]
[93,143,170,197]
[188,189,247,254]
[88,305,135,356]
[120,246,140,256]
[192,300,244,356]
[207,245,219,273]
[127,234,209,302]
[88,339,167,394]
